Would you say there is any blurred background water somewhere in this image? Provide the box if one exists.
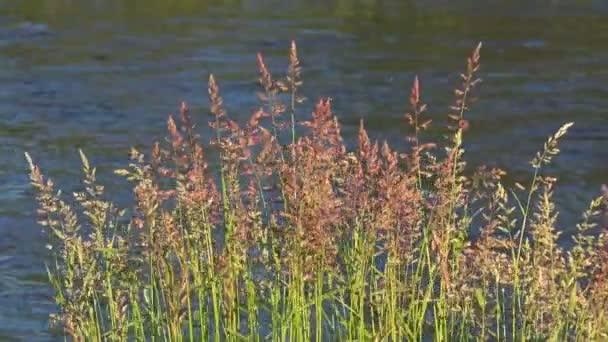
[0,0,607,339]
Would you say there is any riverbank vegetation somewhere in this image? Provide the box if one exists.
[26,41,608,341]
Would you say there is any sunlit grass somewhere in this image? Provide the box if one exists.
[26,41,608,341]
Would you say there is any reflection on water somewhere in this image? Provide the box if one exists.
[1,0,607,339]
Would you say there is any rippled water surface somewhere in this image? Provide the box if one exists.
[1,0,607,339]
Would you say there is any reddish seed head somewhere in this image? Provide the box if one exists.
[180,101,188,114]
[180,101,190,126]
[289,40,298,64]
[132,217,144,230]
[410,75,420,106]
[458,119,470,131]
[256,52,274,90]
[256,52,265,71]
[318,98,331,112]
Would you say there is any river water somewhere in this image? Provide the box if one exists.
[1,0,607,339]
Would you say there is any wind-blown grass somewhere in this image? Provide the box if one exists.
[26,41,608,341]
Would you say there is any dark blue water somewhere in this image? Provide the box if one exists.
[1,0,607,339]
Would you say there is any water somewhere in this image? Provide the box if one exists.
[1,0,607,339]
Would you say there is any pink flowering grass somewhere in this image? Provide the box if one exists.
[26,41,608,341]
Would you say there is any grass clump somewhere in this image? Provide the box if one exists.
[26,41,608,341]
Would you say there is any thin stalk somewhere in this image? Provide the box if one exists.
[315,265,323,342]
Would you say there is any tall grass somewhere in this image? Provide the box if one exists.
[26,41,608,341]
